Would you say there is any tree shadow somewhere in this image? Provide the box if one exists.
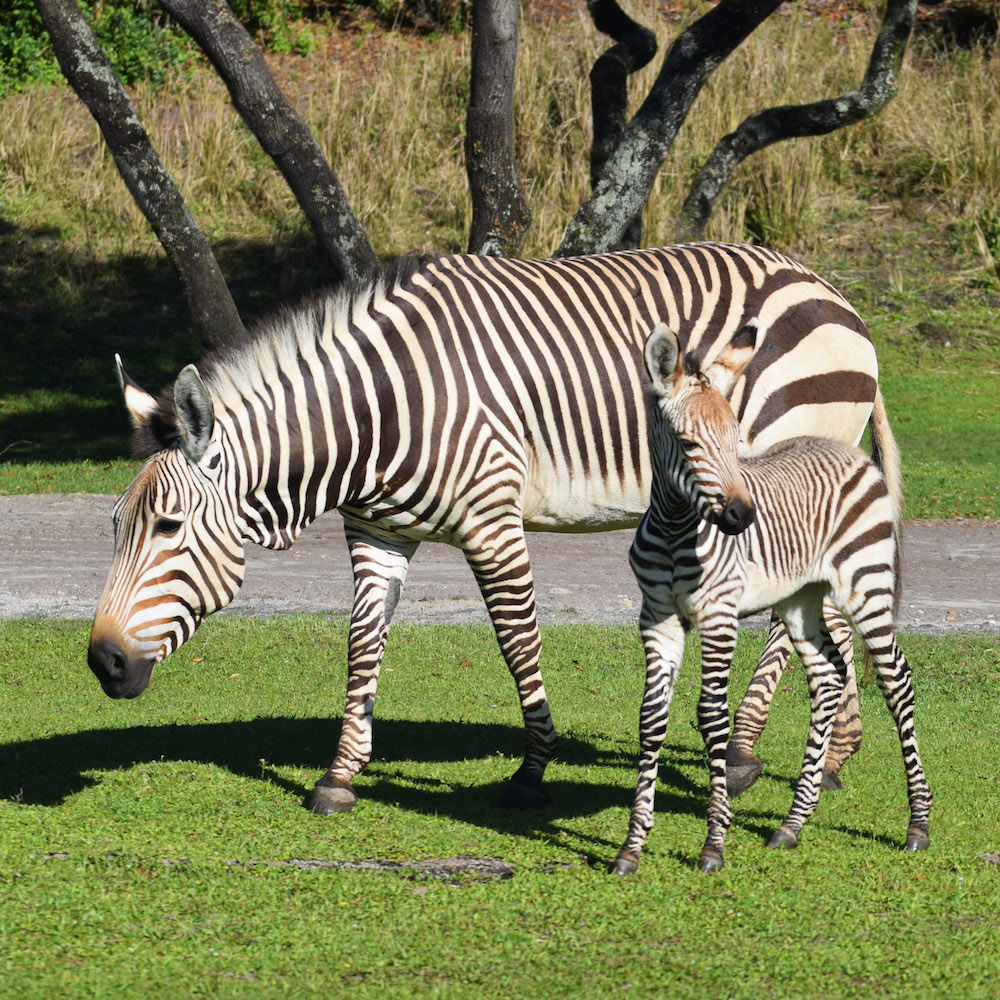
[0,218,334,463]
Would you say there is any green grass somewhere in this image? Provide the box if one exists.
[2,618,998,998]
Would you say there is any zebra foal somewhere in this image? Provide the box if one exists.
[615,324,931,875]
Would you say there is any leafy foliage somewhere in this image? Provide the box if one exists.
[0,0,194,95]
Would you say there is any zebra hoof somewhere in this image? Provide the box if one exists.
[613,852,639,877]
[494,777,548,809]
[308,783,358,815]
[905,828,930,852]
[766,826,798,850]
[820,768,844,792]
[698,849,724,874]
[726,745,763,797]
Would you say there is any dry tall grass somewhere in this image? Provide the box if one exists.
[3,5,1000,268]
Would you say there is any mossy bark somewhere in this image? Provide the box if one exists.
[35,0,246,350]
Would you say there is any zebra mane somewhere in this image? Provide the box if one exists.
[132,254,435,457]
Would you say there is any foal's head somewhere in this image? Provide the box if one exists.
[643,324,756,535]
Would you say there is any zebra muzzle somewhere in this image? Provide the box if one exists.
[87,637,155,699]
[716,496,756,535]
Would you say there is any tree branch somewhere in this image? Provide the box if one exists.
[555,0,784,258]
[465,0,531,257]
[34,0,246,350]
[158,0,377,285]
[677,0,918,241]
[586,0,657,251]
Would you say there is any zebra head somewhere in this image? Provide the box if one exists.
[88,357,246,699]
[644,323,757,536]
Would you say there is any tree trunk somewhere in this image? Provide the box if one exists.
[34,0,246,350]
[555,0,784,258]
[159,0,377,285]
[586,0,657,251]
[465,0,531,257]
[677,0,918,241]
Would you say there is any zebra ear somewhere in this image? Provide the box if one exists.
[173,364,215,464]
[644,324,683,398]
[115,354,159,430]
[705,323,758,398]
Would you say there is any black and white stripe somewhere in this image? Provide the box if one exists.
[615,324,930,874]
[89,243,893,812]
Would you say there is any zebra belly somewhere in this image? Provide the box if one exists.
[520,466,649,532]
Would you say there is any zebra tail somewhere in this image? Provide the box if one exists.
[868,385,904,624]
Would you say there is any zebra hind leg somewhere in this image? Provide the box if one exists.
[767,591,846,850]
[466,526,554,809]
[309,532,417,815]
[819,604,862,792]
[862,630,932,851]
[727,612,789,797]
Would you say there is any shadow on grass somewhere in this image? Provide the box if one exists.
[1,218,334,463]
[0,715,717,848]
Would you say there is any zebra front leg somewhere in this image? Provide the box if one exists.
[466,525,554,808]
[695,610,740,873]
[767,592,846,850]
[615,608,686,876]
[728,612,789,796]
[309,530,418,815]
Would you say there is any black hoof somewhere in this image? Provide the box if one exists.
[308,783,358,815]
[726,745,763,797]
[905,828,930,852]
[698,849,724,873]
[494,778,548,809]
[613,852,639,877]
[820,768,843,792]
[767,826,798,850]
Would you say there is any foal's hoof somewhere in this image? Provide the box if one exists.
[613,852,639,877]
[820,768,844,792]
[308,783,358,815]
[766,826,799,850]
[726,746,763,797]
[494,777,548,809]
[905,827,930,852]
[698,849,724,873]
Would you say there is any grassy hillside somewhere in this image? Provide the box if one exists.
[1,5,998,514]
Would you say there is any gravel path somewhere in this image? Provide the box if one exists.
[2,494,998,634]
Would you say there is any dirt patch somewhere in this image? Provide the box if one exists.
[1,494,998,633]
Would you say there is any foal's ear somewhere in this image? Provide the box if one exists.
[704,323,758,398]
[115,354,158,430]
[173,364,215,464]
[644,324,684,397]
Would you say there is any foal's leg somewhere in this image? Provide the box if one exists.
[614,607,686,876]
[767,587,847,850]
[852,617,932,851]
[694,609,740,873]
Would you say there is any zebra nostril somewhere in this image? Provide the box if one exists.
[87,638,128,681]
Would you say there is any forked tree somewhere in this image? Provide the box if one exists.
[34,0,918,348]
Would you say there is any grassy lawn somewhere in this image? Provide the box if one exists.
[1,618,998,998]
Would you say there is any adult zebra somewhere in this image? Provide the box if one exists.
[87,243,894,815]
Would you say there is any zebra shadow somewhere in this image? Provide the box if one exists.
[0,715,721,852]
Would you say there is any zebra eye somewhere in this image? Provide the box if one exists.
[152,517,184,537]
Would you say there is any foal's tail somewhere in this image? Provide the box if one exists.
[868,386,904,623]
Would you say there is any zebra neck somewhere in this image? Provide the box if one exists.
[220,421,361,552]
